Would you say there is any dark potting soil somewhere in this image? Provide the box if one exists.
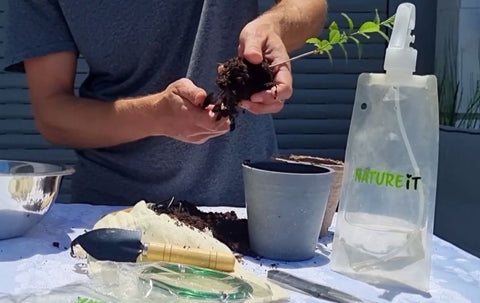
[150,199,254,257]
[203,56,275,131]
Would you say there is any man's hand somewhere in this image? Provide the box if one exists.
[236,0,327,115]
[237,21,292,115]
[153,78,230,144]
[25,51,229,148]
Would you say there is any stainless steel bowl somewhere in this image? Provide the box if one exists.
[0,160,74,240]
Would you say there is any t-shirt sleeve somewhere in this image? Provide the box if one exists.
[3,0,78,72]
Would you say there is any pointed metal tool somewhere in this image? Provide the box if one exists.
[71,228,236,272]
[267,270,364,303]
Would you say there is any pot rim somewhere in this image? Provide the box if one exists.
[242,160,334,176]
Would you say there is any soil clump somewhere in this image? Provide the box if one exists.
[203,56,275,131]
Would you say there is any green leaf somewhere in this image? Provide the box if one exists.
[306,37,321,44]
[338,43,348,61]
[305,37,322,49]
[320,40,333,52]
[325,50,333,63]
[329,21,338,31]
[381,14,396,27]
[374,9,381,25]
[329,29,341,44]
[358,21,380,33]
[359,32,371,39]
[349,36,362,58]
[341,13,354,32]
[339,32,348,44]
[376,29,390,42]
[383,23,393,30]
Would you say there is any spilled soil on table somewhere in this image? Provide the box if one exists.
[150,199,254,257]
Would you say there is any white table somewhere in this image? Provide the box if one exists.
[0,203,479,302]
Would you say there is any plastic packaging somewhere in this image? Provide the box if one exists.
[1,261,278,303]
[331,3,439,291]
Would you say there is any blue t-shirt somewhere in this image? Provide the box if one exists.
[4,0,278,206]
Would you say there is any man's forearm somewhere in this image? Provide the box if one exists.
[32,93,158,149]
[262,0,327,52]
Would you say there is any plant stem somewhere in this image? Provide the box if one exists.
[269,50,319,68]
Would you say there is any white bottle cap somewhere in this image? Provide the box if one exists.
[384,3,417,76]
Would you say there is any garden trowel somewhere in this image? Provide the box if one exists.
[70,228,236,272]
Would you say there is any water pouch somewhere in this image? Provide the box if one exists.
[331,3,439,291]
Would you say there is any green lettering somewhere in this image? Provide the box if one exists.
[361,169,370,183]
[354,168,363,182]
[355,168,420,190]
[369,170,378,184]
[385,173,395,187]
[375,171,385,186]
[395,174,404,188]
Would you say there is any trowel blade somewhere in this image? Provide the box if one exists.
[71,228,143,262]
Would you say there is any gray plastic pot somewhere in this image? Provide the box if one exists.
[242,161,334,261]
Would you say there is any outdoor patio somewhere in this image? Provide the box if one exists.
[0,0,478,273]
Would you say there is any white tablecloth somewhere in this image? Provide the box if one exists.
[0,203,479,302]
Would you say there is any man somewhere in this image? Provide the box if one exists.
[5,0,327,206]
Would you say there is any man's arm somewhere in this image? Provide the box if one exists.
[237,0,327,114]
[267,0,327,52]
[25,51,229,149]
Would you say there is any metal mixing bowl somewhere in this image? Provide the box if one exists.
[0,160,74,240]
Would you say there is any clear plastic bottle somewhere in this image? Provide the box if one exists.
[330,3,439,291]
